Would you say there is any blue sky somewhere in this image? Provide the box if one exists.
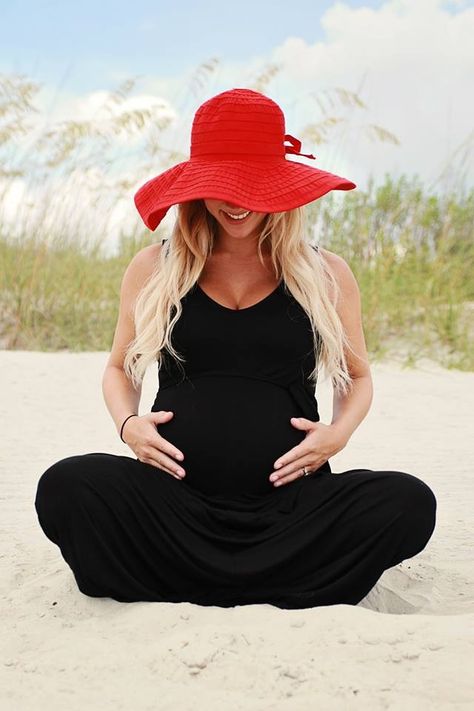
[0,0,392,91]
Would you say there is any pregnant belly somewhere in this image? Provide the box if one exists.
[151,375,321,496]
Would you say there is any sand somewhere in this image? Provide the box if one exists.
[1,350,473,710]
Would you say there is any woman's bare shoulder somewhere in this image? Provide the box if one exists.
[318,246,345,267]
[124,242,163,288]
[130,242,162,269]
[318,247,359,287]
[316,246,363,316]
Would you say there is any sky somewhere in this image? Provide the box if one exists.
[0,0,473,250]
[1,0,394,88]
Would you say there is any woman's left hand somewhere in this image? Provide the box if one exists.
[269,417,348,487]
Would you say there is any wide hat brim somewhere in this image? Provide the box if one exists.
[134,157,356,232]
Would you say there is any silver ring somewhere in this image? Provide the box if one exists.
[302,466,309,477]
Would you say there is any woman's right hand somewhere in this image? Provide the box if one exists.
[121,411,186,480]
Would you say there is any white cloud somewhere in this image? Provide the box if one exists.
[271,0,474,192]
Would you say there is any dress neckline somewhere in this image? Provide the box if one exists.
[195,281,283,313]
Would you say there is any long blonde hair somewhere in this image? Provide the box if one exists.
[124,199,357,397]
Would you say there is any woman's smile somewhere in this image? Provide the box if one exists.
[221,209,253,225]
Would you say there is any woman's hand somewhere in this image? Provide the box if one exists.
[122,411,186,481]
[268,417,349,487]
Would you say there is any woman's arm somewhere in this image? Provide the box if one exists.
[102,243,162,437]
[102,367,142,438]
[320,248,373,445]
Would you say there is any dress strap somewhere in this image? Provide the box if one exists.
[161,238,169,259]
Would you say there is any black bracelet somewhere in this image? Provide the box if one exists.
[120,413,138,443]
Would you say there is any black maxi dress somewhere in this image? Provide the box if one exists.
[34,244,437,608]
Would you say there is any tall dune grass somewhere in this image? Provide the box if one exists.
[0,70,473,370]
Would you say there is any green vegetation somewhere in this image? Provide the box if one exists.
[314,176,474,370]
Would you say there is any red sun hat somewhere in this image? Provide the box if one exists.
[134,87,356,231]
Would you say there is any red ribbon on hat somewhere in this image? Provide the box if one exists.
[284,134,316,160]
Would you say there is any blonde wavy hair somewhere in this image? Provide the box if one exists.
[124,199,357,397]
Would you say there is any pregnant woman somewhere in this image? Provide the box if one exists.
[34,88,437,608]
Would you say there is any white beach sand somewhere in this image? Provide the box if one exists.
[1,350,473,710]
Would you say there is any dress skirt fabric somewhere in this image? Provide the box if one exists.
[35,452,436,609]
